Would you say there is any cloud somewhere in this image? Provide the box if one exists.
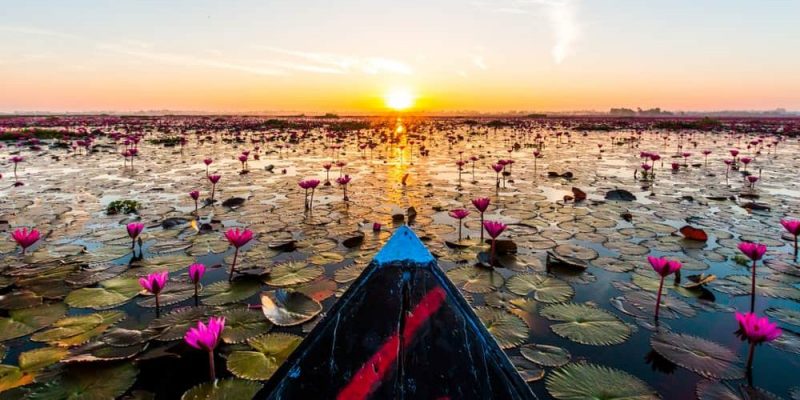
[0,25,81,40]
[471,55,488,70]
[546,0,579,64]
[477,0,580,64]
[97,43,286,76]
[254,46,413,75]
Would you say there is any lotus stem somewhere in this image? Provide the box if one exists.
[228,247,239,282]
[655,276,664,320]
[208,350,216,381]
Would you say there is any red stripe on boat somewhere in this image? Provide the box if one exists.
[336,286,447,400]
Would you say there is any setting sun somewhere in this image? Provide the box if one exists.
[385,88,415,111]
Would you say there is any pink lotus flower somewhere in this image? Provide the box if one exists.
[139,271,168,317]
[736,312,782,344]
[189,263,206,283]
[730,149,739,157]
[647,256,681,320]
[208,174,221,201]
[641,163,652,171]
[336,175,352,201]
[472,197,490,213]
[11,227,40,254]
[671,162,680,171]
[224,228,253,281]
[738,242,766,261]
[735,312,782,372]
[739,242,767,312]
[449,209,470,241]
[483,220,507,266]
[189,263,205,306]
[189,190,200,213]
[372,222,382,232]
[781,218,800,260]
[127,222,144,250]
[139,271,167,295]
[225,228,253,249]
[184,316,226,381]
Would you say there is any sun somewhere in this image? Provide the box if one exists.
[384,88,415,111]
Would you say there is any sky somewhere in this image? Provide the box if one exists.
[1,0,799,114]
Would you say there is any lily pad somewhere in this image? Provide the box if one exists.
[474,307,529,349]
[260,290,322,327]
[546,362,658,400]
[264,261,323,287]
[226,333,302,380]
[540,303,631,346]
[202,279,261,306]
[181,378,263,400]
[220,308,273,344]
[65,277,141,309]
[27,362,138,399]
[651,331,744,380]
[18,347,69,371]
[506,273,574,303]
[446,265,505,294]
[0,303,67,342]
[520,344,571,367]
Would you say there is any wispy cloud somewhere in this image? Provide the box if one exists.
[254,46,413,75]
[98,43,286,76]
[0,25,81,40]
[471,55,488,70]
[546,0,579,64]
[479,0,580,64]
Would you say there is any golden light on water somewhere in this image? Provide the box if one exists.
[384,88,415,111]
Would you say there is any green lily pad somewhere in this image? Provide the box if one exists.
[18,347,69,371]
[540,303,631,346]
[475,307,529,349]
[27,362,138,399]
[0,364,36,392]
[520,344,571,367]
[264,261,323,287]
[138,281,197,308]
[446,265,505,294]
[31,310,125,346]
[181,378,263,400]
[0,290,43,310]
[765,307,800,327]
[0,303,67,342]
[202,279,261,306]
[506,273,574,303]
[226,333,302,380]
[261,290,322,327]
[149,306,216,341]
[651,331,744,380]
[220,308,273,344]
[65,277,141,309]
[546,362,659,400]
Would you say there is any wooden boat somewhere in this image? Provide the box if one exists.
[260,226,536,399]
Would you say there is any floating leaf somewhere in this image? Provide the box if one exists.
[696,379,782,400]
[202,279,261,306]
[506,273,574,303]
[27,362,138,399]
[220,308,272,344]
[651,331,744,380]
[446,266,504,294]
[149,306,215,341]
[31,310,125,347]
[138,281,197,308]
[181,378,263,400]
[765,307,800,327]
[520,344,571,367]
[540,303,631,346]
[18,347,69,371]
[546,362,658,400]
[0,364,35,392]
[261,290,322,327]
[264,261,323,287]
[475,307,528,349]
[65,277,141,309]
[226,333,302,380]
[0,290,43,310]
[0,303,67,342]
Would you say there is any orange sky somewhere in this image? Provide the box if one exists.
[2,1,799,113]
